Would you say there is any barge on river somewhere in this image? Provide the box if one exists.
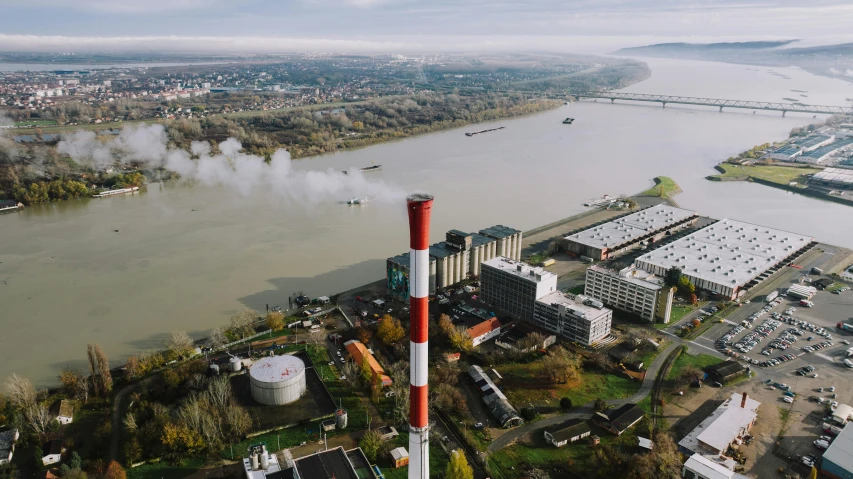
[93,186,140,198]
[342,165,382,174]
[465,126,505,137]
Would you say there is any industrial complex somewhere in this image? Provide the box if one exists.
[584,264,675,323]
[561,204,698,260]
[635,219,815,299]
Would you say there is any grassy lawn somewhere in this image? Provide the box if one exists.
[666,352,723,382]
[127,457,207,479]
[710,163,821,185]
[500,361,640,408]
[14,119,57,127]
[669,304,696,324]
[640,176,681,198]
[826,282,849,292]
[381,433,449,479]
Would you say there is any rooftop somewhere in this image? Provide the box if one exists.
[58,400,73,418]
[563,204,697,250]
[545,419,590,442]
[678,393,760,454]
[293,446,359,479]
[479,225,521,239]
[248,355,305,384]
[597,403,645,432]
[466,317,503,339]
[482,257,556,283]
[812,167,853,185]
[637,219,812,290]
[587,265,664,290]
[683,454,740,479]
[242,448,281,479]
[343,340,391,385]
[536,292,611,321]
[823,423,853,473]
[0,429,19,458]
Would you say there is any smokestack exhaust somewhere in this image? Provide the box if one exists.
[741,392,747,408]
[407,193,433,479]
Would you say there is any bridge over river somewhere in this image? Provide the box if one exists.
[574,92,853,116]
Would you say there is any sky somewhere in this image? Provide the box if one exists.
[0,0,852,53]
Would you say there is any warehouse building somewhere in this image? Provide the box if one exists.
[635,219,814,300]
[480,257,557,321]
[795,138,853,164]
[584,265,675,323]
[678,393,760,457]
[468,365,523,428]
[386,225,521,299]
[810,167,853,189]
[344,340,391,386]
[561,204,698,260]
[533,292,613,346]
[821,423,853,479]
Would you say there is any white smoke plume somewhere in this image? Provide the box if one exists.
[57,123,404,203]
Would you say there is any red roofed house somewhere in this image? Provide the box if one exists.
[344,340,392,386]
[466,317,503,347]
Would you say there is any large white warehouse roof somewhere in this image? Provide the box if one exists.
[637,219,812,289]
[563,204,696,250]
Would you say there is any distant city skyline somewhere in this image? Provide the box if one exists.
[0,0,851,53]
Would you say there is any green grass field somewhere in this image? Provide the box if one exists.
[127,457,206,479]
[710,163,821,185]
[500,361,640,407]
[640,176,681,198]
[669,305,696,324]
[666,352,723,381]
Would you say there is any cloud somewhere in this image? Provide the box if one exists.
[0,0,217,14]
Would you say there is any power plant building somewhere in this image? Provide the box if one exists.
[584,265,674,323]
[248,355,307,406]
[480,257,557,321]
[561,205,698,260]
[386,225,522,299]
[533,292,613,346]
[635,219,814,300]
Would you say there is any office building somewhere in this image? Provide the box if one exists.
[533,292,613,346]
[480,257,557,321]
[636,219,814,300]
[584,265,674,323]
[561,204,698,260]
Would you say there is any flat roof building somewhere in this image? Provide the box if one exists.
[796,138,853,164]
[561,205,698,260]
[821,423,853,479]
[678,392,760,457]
[480,257,557,321]
[584,265,675,323]
[811,167,853,189]
[290,446,371,479]
[533,292,613,346]
[636,219,813,299]
[682,454,751,479]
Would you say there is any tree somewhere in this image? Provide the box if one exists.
[356,327,372,345]
[541,346,581,384]
[165,331,194,359]
[594,398,608,412]
[59,369,87,401]
[104,461,127,479]
[88,344,112,396]
[265,312,284,332]
[359,357,373,385]
[627,432,682,479]
[4,374,51,436]
[359,429,382,462]
[209,327,228,348]
[230,309,258,337]
[560,397,573,410]
[125,356,142,381]
[162,422,204,462]
[520,407,538,421]
[377,316,406,345]
[445,450,474,479]
[664,267,682,287]
[433,384,468,418]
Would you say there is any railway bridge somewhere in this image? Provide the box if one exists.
[573,92,853,116]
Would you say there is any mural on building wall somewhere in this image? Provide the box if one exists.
[387,263,410,299]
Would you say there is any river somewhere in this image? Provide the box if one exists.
[2,57,853,386]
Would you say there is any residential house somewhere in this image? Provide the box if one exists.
[56,400,73,425]
[0,429,20,465]
[593,404,645,435]
[42,440,63,466]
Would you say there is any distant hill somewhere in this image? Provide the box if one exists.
[614,40,853,82]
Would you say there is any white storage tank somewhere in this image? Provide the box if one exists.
[230,356,243,372]
[249,355,307,405]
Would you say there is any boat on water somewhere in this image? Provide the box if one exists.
[342,164,382,174]
[563,117,575,124]
[583,194,614,207]
[93,186,140,198]
[465,126,505,137]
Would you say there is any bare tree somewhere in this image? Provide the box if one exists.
[123,412,138,432]
[209,327,228,348]
[165,331,194,358]
[95,344,113,394]
[230,309,259,337]
[4,374,52,436]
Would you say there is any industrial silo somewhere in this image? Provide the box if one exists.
[230,356,243,372]
[249,355,307,405]
[335,408,348,430]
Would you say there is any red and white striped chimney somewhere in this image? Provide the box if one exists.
[407,193,433,479]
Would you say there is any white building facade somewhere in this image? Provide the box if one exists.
[584,265,674,323]
[480,257,557,321]
[533,292,612,345]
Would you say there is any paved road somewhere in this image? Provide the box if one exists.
[487,341,680,452]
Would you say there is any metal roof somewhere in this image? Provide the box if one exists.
[679,393,760,454]
[248,355,305,384]
[823,422,853,474]
[479,225,521,239]
[563,204,696,251]
[482,257,556,283]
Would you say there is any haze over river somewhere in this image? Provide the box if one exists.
[3,58,853,386]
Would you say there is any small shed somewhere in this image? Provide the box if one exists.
[705,360,747,383]
[377,425,399,441]
[317,296,331,304]
[321,419,336,432]
[373,299,385,308]
[390,447,409,468]
[637,436,654,452]
[41,440,62,466]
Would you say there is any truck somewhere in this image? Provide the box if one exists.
[766,291,779,302]
[800,299,814,308]
[837,322,853,333]
[812,267,824,275]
